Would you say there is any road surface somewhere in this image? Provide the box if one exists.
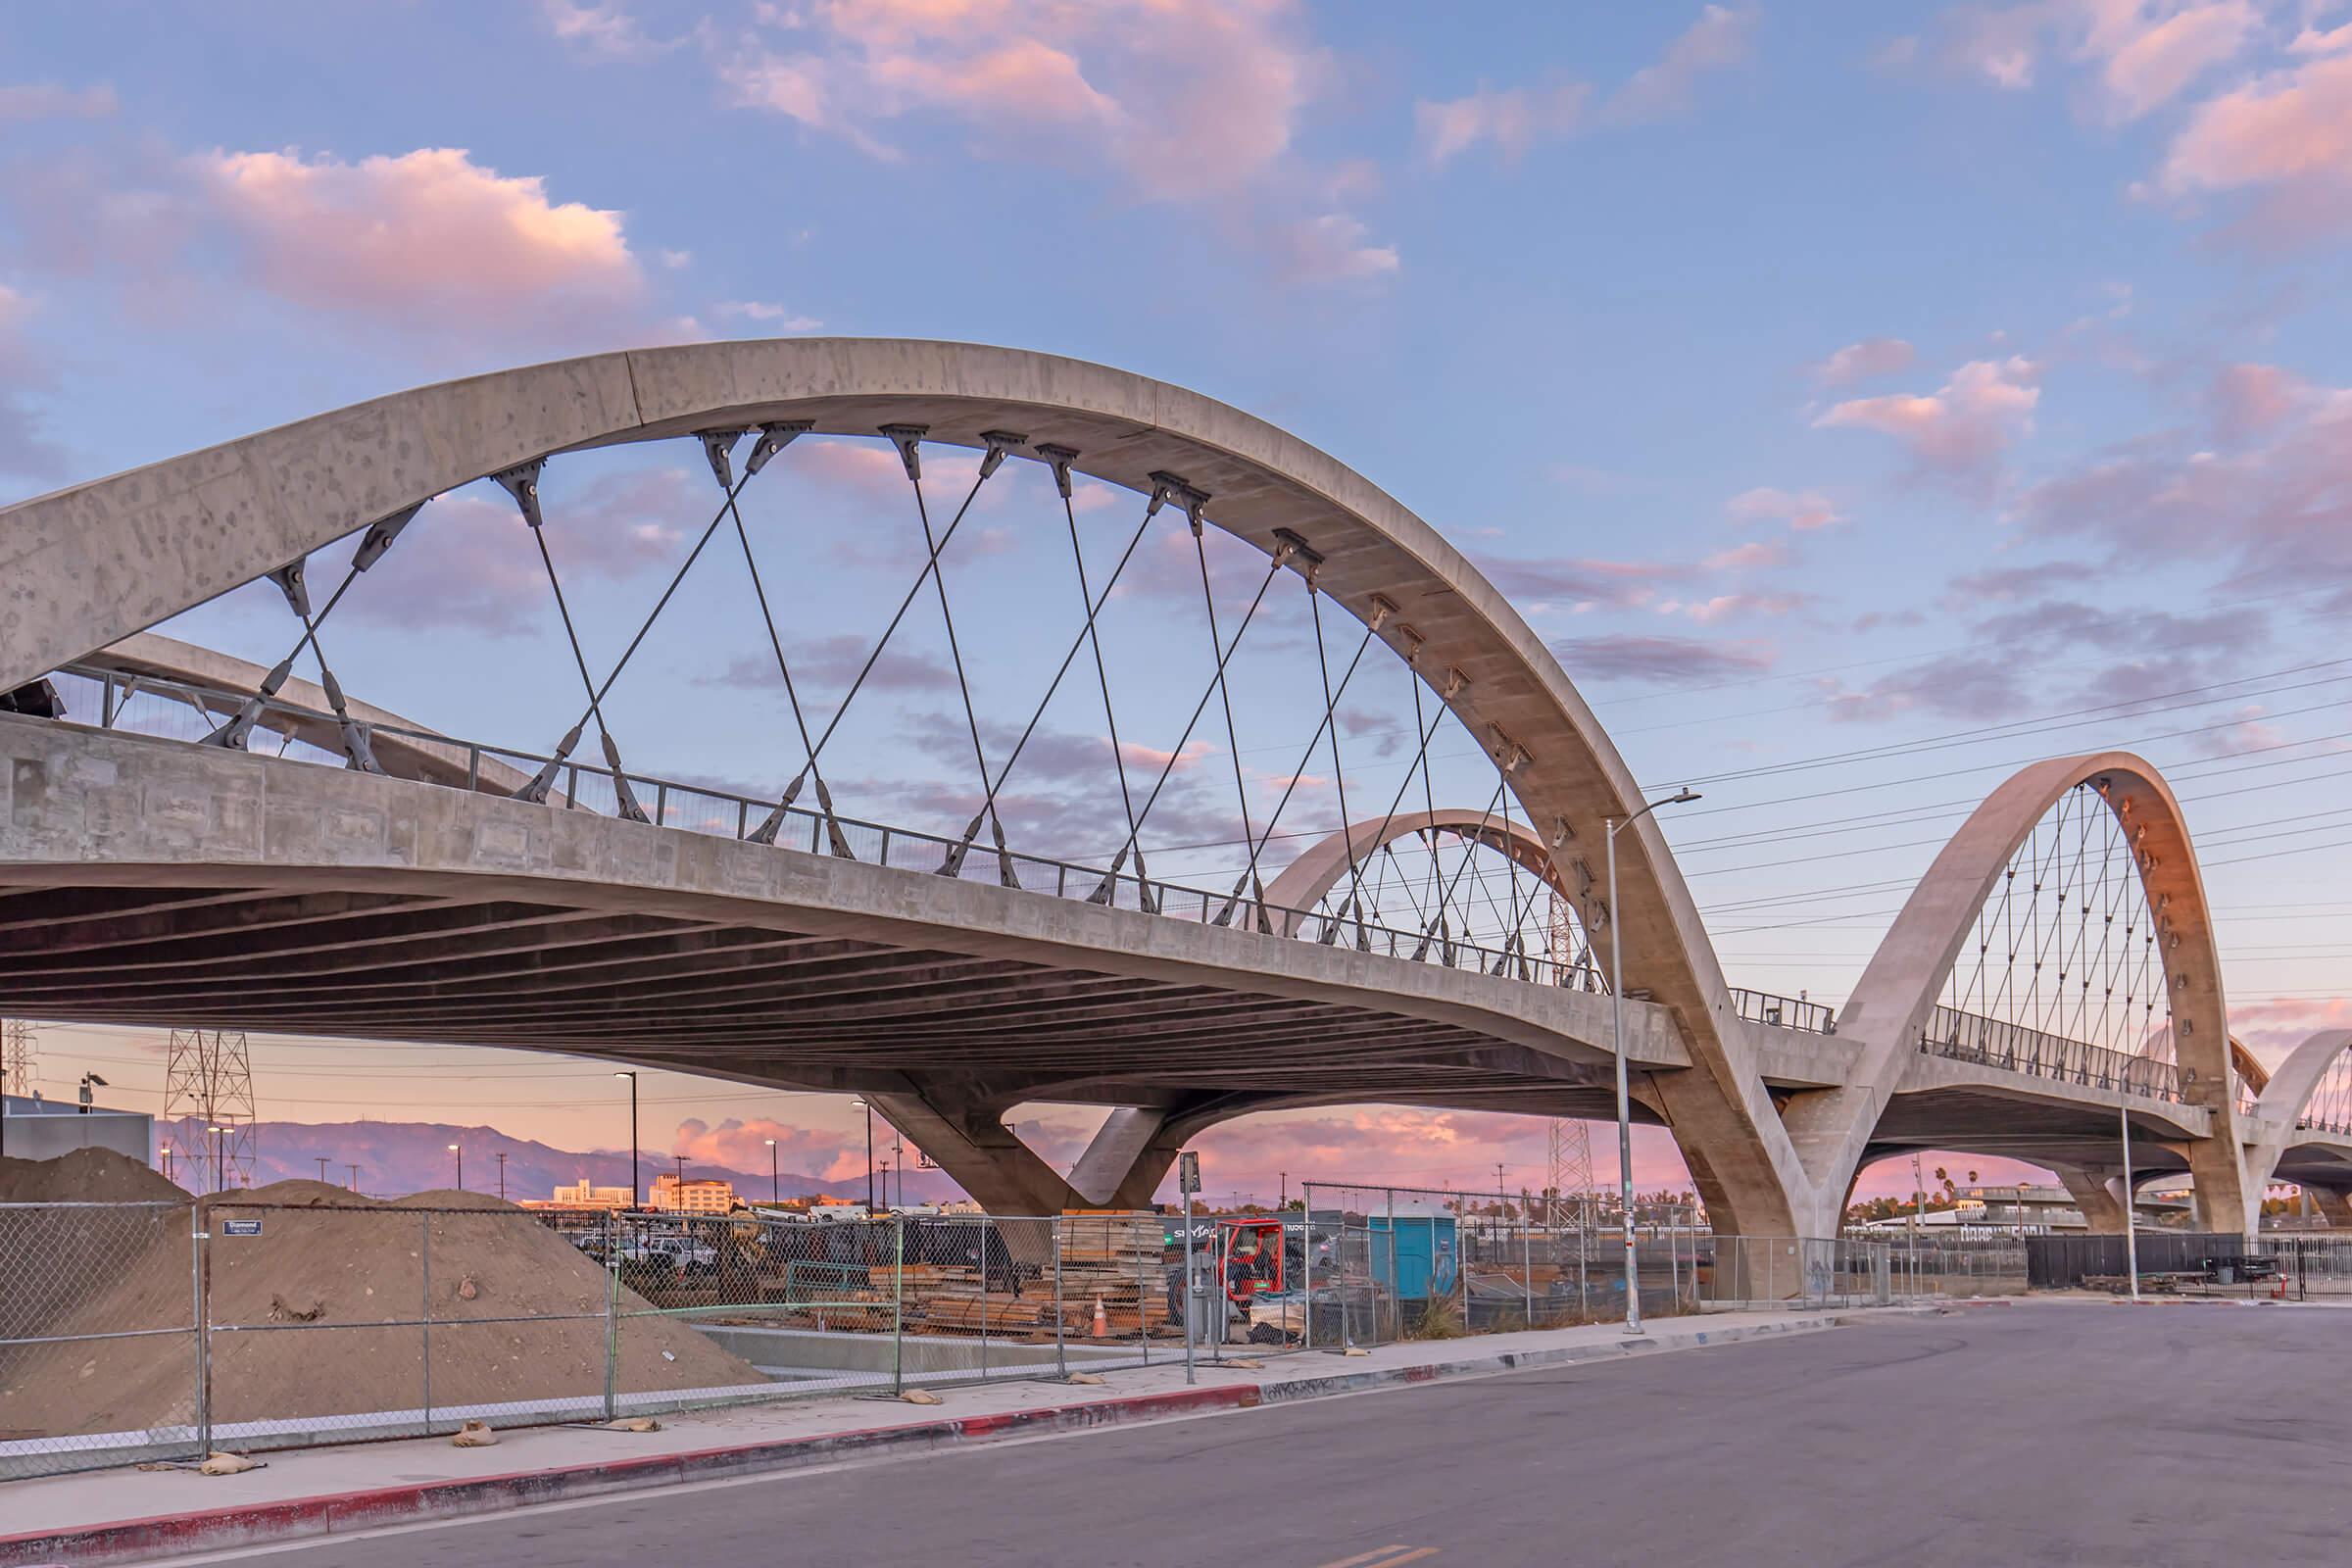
[175,1304,2347,1567]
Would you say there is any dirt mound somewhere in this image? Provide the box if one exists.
[390,1189,515,1210]
[214,1178,371,1209]
[0,1146,187,1204]
[2,1179,762,1445]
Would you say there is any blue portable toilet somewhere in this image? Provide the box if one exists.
[1369,1203,1459,1303]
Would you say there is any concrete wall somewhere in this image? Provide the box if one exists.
[0,1097,154,1165]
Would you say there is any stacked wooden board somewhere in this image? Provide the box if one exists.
[1056,1211,1171,1337]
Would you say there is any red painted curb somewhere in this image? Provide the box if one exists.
[0,1385,1259,1568]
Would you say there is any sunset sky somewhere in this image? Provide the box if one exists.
[7,1,2351,1206]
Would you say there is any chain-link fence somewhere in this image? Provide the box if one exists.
[0,1201,1222,1480]
[1299,1183,1717,1342]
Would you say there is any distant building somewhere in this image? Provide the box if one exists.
[532,1178,634,1211]
[648,1173,736,1214]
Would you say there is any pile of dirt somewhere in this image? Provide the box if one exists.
[0,1146,188,1204]
[2,1156,761,1443]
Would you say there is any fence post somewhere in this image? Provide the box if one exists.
[1053,1217,1067,1378]
[419,1210,433,1435]
[191,1205,212,1457]
[1301,1194,1314,1352]
[977,1217,991,1382]
[892,1214,906,1396]
[1136,1213,1151,1367]
[603,1210,618,1421]
[1520,1194,1534,1329]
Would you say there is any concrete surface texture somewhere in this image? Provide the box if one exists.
[4,337,2347,1232]
[108,1303,2352,1568]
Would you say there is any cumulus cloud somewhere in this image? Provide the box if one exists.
[1810,336,1916,386]
[1603,4,1760,123]
[1813,355,2041,491]
[191,147,642,331]
[716,0,1387,280]
[2158,47,2352,237]
[1938,0,2257,119]
[542,0,679,59]
[1725,486,1844,530]
[714,300,823,330]
[1548,633,1775,684]
[2016,362,2352,611]
[1412,5,1753,165]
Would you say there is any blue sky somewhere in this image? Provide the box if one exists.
[7,0,2352,1201]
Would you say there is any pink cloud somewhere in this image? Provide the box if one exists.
[2208,361,2311,443]
[1272,213,1400,283]
[670,1115,850,1177]
[1413,5,1754,165]
[1809,336,1915,386]
[2160,47,2352,233]
[192,146,643,331]
[1414,80,1588,166]
[1813,355,2040,489]
[1724,487,1844,530]
[1938,1,2255,119]
[718,0,1362,262]
[1701,540,1791,570]
[1119,738,1211,772]
[334,466,692,634]
[1603,3,1759,123]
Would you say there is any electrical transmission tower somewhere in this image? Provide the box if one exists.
[1,1019,33,1100]
[1545,1117,1596,1233]
[163,1028,258,1193]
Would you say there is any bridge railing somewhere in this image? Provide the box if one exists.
[1918,1004,2180,1102]
[1729,988,1836,1035]
[45,664,1605,996]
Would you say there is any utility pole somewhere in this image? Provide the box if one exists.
[496,1151,508,1203]
[315,1156,329,1182]
[347,1163,360,1193]
[2,1018,34,1100]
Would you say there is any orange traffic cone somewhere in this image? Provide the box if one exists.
[1092,1295,1108,1337]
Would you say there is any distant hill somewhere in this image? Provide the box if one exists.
[153,1116,957,1204]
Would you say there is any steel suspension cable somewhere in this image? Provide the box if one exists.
[1195,518,1267,928]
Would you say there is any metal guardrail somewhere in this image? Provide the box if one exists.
[43,663,1616,995]
[1918,1004,2180,1102]
[1731,987,1836,1035]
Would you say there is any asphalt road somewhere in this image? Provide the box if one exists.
[185,1305,2351,1568]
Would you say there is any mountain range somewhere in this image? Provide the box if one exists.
[153,1117,957,1205]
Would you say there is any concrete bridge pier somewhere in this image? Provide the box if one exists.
[2054,1166,2132,1235]
[868,1091,1192,1215]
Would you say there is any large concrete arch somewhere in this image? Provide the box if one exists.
[2244,1028,2352,1207]
[0,338,1810,1232]
[1260,808,1570,940]
[1781,752,2246,1235]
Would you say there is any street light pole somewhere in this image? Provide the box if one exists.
[1606,786,1701,1336]
[852,1098,874,1210]
[765,1137,778,1204]
[613,1072,639,1207]
[448,1143,463,1192]
[496,1151,508,1203]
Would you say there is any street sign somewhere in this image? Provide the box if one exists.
[221,1218,263,1237]
[1178,1151,1200,1194]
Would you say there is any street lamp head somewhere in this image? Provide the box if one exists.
[1668,786,1701,805]
[764,1138,777,1148]
[446,1143,459,1153]
[612,1070,635,1082]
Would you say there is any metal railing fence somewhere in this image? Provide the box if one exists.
[43,665,1610,995]
[1919,1003,2180,1102]
[1731,988,1838,1035]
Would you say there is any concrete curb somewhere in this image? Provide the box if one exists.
[0,1313,1849,1567]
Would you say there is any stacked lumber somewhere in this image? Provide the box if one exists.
[1057,1212,1170,1337]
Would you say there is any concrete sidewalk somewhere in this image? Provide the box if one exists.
[0,1308,1876,1566]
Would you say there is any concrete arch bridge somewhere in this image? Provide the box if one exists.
[2,339,2339,1234]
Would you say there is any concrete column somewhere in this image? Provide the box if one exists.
[2056,1165,2132,1235]
[2305,1187,2352,1228]
[867,1092,1080,1215]
[870,1093,1191,1216]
